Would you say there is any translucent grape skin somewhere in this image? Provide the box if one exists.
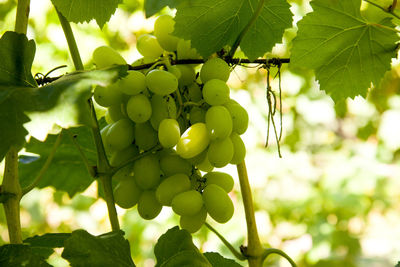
[92,46,126,69]
[224,100,249,135]
[146,69,178,95]
[203,172,234,193]
[180,206,207,233]
[117,70,146,95]
[158,119,180,148]
[126,94,152,123]
[202,79,230,106]
[114,178,142,209]
[156,173,191,206]
[176,123,210,159]
[207,137,234,168]
[202,184,234,223]
[133,154,161,190]
[159,154,192,176]
[135,122,158,151]
[171,190,203,216]
[230,132,246,164]
[107,104,125,123]
[205,105,233,140]
[110,145,139,167]
[136,34,164,59]
[93,84,123,107]
[154,14,179,52]
[106,119,135,151]
[150,95,177,130]
[138,190,163,220]
[200,57,230,83]
[189,106,206,125]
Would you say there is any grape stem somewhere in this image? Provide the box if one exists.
[56,8,120,231]
[363,0,400,19]
[262,248,297,267]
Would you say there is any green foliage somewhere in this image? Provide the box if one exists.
[204,252,243,267]
[144,0,179,18]
[61,229,135,266]
[173,0,292,59]
[51,0,122,28]
[290,0,399,102]
[0,244,51,266]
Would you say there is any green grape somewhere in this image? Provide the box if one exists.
[224,100,249,135]
[168,65,182,79]
[160,154,192,176]
[158,119,180,148]
[105,110,113,124]
[189,106,206,124]
[136,34,163,59]
[176,65,195,86]
[176,123,210,159]
[92,46,126,68]
[205,105,232,140]
[187,83,202,102]
[203,172,234,193]
[207,137,234,168]
[150,95,177,130]
[107,104,125,123]
[114,178,142,209]
[202,184,234,223]
[110,145,140,167]
[187,149,207,165]
[196,154,214,172]
[106,119,135,151]
[112,164,134,181]
[156,173,191,206]
[154,14,179,52]
[180,206,207,233]
[177,39,200,60]
[126,94,152,123]
[202,79,230,106]
[230,133,246,164]
[117,70,146,95]
[138,190,162,220]
[200,57,230,83]
[133,154,161,189]
[146,69,178,95]
[93,84,123,107]
[135,122,158,151]
[100,124,112,153]
[171,190,203,216]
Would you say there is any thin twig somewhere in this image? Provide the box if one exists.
[262,248,297,267]
[363,0,400,20]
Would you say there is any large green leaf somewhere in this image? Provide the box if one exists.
[61,230,135,267]
[173,0,292,59]
[290,0,399,102]
[19,125,97,197]
[154,226,211,267]
[51,0,122,28]
[0,244,51,267]
[204,252,243,267]
[0,31,37,87]
[144,0,180,18]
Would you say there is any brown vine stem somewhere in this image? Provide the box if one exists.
[236,161,264,267]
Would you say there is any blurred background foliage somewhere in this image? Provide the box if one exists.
[1,0,400,266]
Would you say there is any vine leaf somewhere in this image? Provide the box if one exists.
[144,0,180,18]
[290,0,399,102]
[51,0,122,28]
[174,0,292,60]
[0,244,52,267]
[61,229,135,267]
[204,252,243,267]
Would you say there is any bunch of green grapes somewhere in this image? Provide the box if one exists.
[91,14,249,233]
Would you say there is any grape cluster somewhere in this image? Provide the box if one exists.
[92,15,248,233]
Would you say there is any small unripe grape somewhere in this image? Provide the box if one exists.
[200,57,230,83]
[189,107,206,124]
[203,184,234,223]
[126,94,152,123]
[135,122,158,151]
[93,46,126,68]
[136,34,163,59]
[93,84,123,107]
[107,104,125,123]
[156,173,191,206]
[171,190,203,216]
[150,95,177,130]
[154,15,179,52]
[114,178,142,209]
[176,123,210,159]
[205,105,233,140]
[100,124,112,153]
[180,206,207,233]
[230,133,246,164]
[196,154,214,172]
[207,138,234,168]
[187,83,202,102]
[106,119,135,151]
[138,190,162,220]
[224,100,249,135]
[168,65,181,79]
[110,145,139,167]
[112,164,134,181]
[203,172,234,193]
[146,69,178,95]
[133,154,161,190]
[117,70,146,95]
[158,119,180,148]
[160,154,192,176]
[202,79,230,106]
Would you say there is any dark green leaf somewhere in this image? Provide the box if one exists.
[161,250,211,267]
[61,229,135,267]
[24,233,72,248]
[204,252,243,267]
[290,0,399,102]
[19,125,97,197]
[51,0,122,28]
[0,31,37,87]
[144,0,180,18]
[0,244,52,267]
[154,226,211,267]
